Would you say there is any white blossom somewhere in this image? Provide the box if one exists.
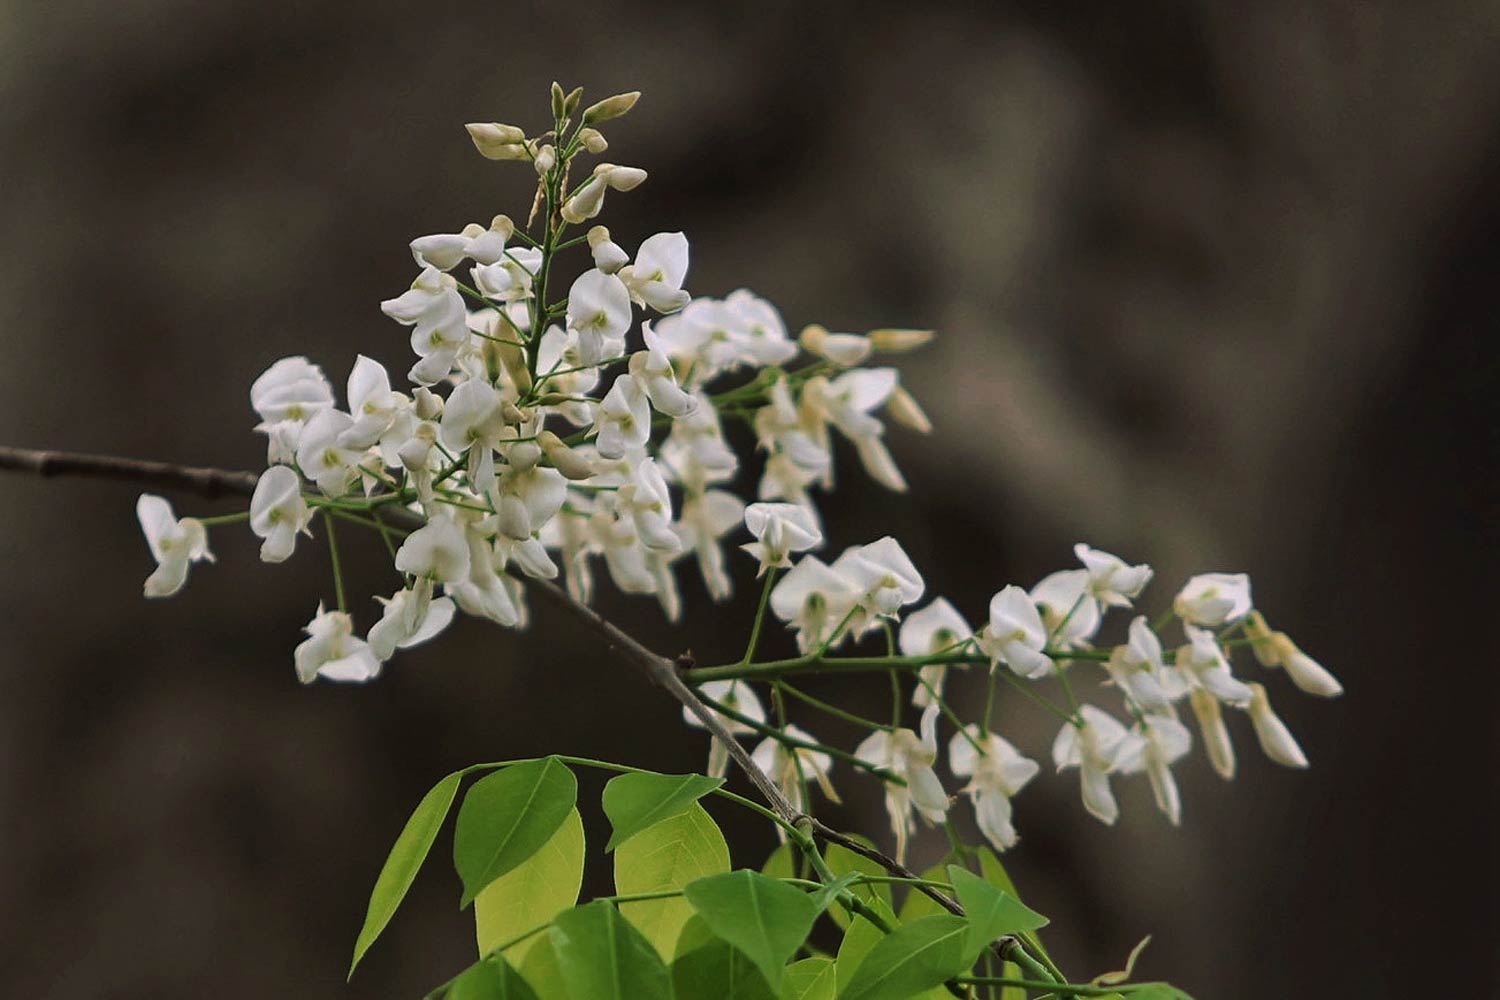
[590,376,651,460]
[1074,543,1153,609]
[752,725,839,821]
[1029,569,1102,649]
[1052,705,1131,825]
[977,585,1053,678]
[675,490,745,600]
[854,705,948,863]
[830,536,924,620]
[136,495,213,598]
[293,605,381,684]
[948,726,1040,851]
[770,555,861,653]
[394,514,471,584]
[1171,625,1254,707]
[1174,572,1253,627]
[249,465,313,563]
[901,598,973,708]
[619,232,690,313]
[566,269,632,366]
[741,502,822,574]
[1105,616,1174,711]
[368,588,456,662]
[1115,715,1193,825]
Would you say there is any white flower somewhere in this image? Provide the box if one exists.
[367,587,456,662]
[853,705,948,862]
[249,466,313,563]
[741,502,822,574]
[1115,715,1193,825]
[340,355,402,450]
[492,445,568,541]
[752,725,839,820]
[295,409,362,498]
[948,726,1040,851]
[1173,572,1253,627]
[587,225,629,273]
[559,163,647,224]
[1172,625,1254,706]
[805,369,906,491]
[381,267,469,386]
[770,555,861,653]
[591,376,651,460]
[566,269,632,366]
[628,324,696,418]
[619,232,690,313]
[901,598,973,708]
[676,489,745,600]
[830,536,924,619]
[1029,569,1102,649]
[438,378,508,485]
[136,495,213,598]
[293,604,381,684]
[446,527,522,627]
[472,248,543,303]
[1074,543,1153,609]
[1052,705,1131,825]
[977,585,1053,678]
[1246,683,1308,768]
[394,515,472,584]
[250,356,335,426]
[684,680,765,778]
[618,458,680,552]
[1243,612,1343,697]
[1104,616,1173,711]
[659,393,737,494]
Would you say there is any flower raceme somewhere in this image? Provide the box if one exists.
[132,85,1341,868]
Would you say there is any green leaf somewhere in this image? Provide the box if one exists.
[614,802,730,958]
[977,847,1055,970]
[349,769,463,976]
[836,914,969,1000]
[454,758,578,908]
[445,956,541,1000]
[475,808,586,964]
[602,771,724,850]
[672,937,778,1000]
[832,894,899,991]
[516,933,570,1000]
[683,869,821,990]
[946,865,1049,965]
[1120,984,1193,1000]
[762,841,797,881]
[549,900,672,1000]
[822,840,892,929]
[781,957,837,1000]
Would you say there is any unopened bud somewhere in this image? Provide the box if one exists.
[500,400,533,425]
[412,388,444,420]
[886,385,932,434]
[578,127,608,154]
[1247,684,1308,768]
[1269,633,1343,698]
[588,225,629,273]
[869,328,936,353]
[550,82,568,121]
[506,441,542,472]
[561,175,607,224]
[600,163,647,191]
[533,144,556,177]
[1242,611,1278,666]
[538,430,597,480]
[495,339,533,396]
[398,422,438,469]
[563,86,584,118]
[583,90,641,124]
[465,122,528,160]
[799,324,872,367]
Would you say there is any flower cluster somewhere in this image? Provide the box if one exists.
[134,85,1340,865]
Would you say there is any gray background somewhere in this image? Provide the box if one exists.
[0,1,1493,997]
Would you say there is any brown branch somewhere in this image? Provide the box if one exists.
[0,445,973,923]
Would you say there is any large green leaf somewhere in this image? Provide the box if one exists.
[549,900,672,1000]
[614,802,730,958]
[475,808,586,964]
[821,840,893,929]
[947,865,1048,966]
[781,957,837,1000]
[445,956,541,1000]
[683,869,821,990]
[602,771,724,850]
[454,758,578,908]
[349,769,463,976]
[895,863,949,924]
[672,937,778,1000]
[836,914,969,1000]
[516,933,570,1000]
[832,894,899,991]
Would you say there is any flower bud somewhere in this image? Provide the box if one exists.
[561,175,607,224]
[538,430,597,480]
[413,387,444,420]
[506,440,542,472]
[1189,688,1236,780]
[1242,610,1278,666]
[601,163,648,191]
[398,422,438,470]
[550,81,568,120]
[495,339,533,397]
[1247,683,1308,768]
[886,385,932,434]
[583,90,641,124]
[579,127,608,154]
[799,324,871,366]
[1269,633,1343,697]
[587,226,629,273]
[868,328,936,353]
[533,144,556,177]
[465,122,528,160]
[563,86,584,118]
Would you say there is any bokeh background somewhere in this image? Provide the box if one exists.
[0,2,1494,997]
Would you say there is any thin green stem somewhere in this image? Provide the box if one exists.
[695,690,903,785]
[980,665,999,737]
[195,511,250,526]
[323,512,347,613]
[778,682,893,732]
[740,567,779,665]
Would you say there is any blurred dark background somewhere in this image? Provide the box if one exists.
[0,1,1494,997]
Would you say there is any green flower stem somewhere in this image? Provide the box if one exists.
[322,511,347,613]
[980,665,999,738]
[739,566,779,665]
[195,511,250,526]
[694,690,904,785]
[777,682,893,732]
[996,670,1076,725]
[918,675,985,754]
[688,647,1109,683]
